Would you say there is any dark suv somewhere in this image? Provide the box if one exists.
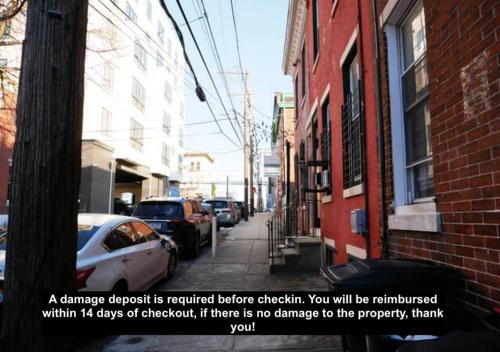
[133,197,212,258]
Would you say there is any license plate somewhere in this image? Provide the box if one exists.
[149,222,163,230]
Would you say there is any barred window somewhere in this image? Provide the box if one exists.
[162,144,170,166]
[125,2,137,23]
[130,119,144,151]
[134,40,147,70]
[321,97,332,195]
[342,47,363,189]
[101,108,112,136]
[312,0,320,59]
[132,77,146,110]
[163,112,171,135]
[164,80,172,103]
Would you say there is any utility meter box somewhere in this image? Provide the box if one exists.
[351,209,367,234]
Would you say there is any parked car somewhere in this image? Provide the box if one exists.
[205,199,238,229]
[0,214,178,293]
[202,203,215,218]
[233,201,246,220]
[133,197,212,258]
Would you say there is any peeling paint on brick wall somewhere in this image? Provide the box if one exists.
[460,50,491,120]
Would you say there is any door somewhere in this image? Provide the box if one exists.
[103,223,145,290]
[131,221,168,283]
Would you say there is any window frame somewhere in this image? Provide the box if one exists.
[312,0,320,60]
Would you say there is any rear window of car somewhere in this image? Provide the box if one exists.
[134,201,183,219]
[78,224,101,251]
[206,200,228,209]
[0,225,100,252]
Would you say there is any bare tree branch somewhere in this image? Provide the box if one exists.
[0,0,27,22]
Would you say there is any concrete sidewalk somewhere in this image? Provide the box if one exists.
[82,213,341,352]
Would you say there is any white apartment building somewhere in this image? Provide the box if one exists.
[181,153,214,200]
[0,1,186,213]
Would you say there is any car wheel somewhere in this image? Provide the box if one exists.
[112,280,128,292]
[166,253,176,280]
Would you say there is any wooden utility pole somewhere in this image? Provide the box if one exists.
[1,1,89,351]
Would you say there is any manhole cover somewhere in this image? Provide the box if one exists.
[127,337,143,344]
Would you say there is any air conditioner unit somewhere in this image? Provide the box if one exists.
[321,170,330,189]
[351,209,367,234]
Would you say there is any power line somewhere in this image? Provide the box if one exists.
[198,0,244,137]
[229,0,244,82]
[173,0,243,147]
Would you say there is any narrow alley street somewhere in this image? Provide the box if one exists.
[80,213,342,352]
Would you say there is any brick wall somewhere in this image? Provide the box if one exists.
[377,0,499,310]
[0,90,16,214]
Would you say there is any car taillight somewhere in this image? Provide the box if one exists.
[77,267,96,289]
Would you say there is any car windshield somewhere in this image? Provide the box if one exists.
[206,200,228,209]
[0,225,100,251]
[134,201,183,219]
[234,202,243,207]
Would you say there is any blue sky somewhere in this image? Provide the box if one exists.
[167,0,292,199]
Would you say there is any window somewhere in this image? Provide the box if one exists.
[178,155,183,172]
[162,144,170,166]
[130,119,144,151]
[131,222,158,242]
[163,112,171,135]
[190,162,195,171]
[196,162,200,171]
[294,77,299,120]
[131,77,146,110]
[341,46,363,189]
[101,108,112,136]
[158,23,164,44]
[134,40,147,70]
[401,2,433,200]
[321,97,332,195]
[1,20,11,39]
[102,63,114,93]
[125,2,137,23]
[301,44,306,100]
[103,223,136,251]
[178,129,183,147]
[146,0,152,21]
[156,50,163,67]
[164,80,172,103]
[325,245,334,266]
[312,0,320,59]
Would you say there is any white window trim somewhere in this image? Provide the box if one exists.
[340,27,358,66]
[346,244,367,260]
[320,84,330,104]
[384,0,440,233]
[343,183,364,198]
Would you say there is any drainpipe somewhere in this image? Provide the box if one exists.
[371,0,388,259]
[108,158,115,214]
[357,0,371,259]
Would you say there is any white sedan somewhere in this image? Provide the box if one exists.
[0,214,178,292]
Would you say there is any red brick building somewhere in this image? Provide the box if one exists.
[0,84,16,214]
[376,0,499,310]
[283,0,382,264]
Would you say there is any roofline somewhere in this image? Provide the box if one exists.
[282,0,307,76]
[183,152,214,163]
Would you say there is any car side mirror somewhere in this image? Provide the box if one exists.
[160,238,171,251]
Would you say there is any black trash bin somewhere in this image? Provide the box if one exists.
[319,259,463,352]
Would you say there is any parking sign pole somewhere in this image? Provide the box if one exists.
[212,216,217,258]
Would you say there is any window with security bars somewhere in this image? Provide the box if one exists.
[299,141,307,200]
[131,77,145,111]
[401,1,433,200]
[321,97,332,195]
[163,112,171,135]
[125,2,137,24]
[101,108,112,136]
[130,119,143,151]
[134,40,147,71]
[162,144,170,166]
[341,48,363,189]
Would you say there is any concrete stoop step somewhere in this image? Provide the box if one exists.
[270,236,322,274]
